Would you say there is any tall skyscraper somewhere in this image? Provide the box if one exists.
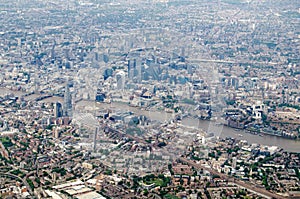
[63,83,72,117]
[116,71,125,90]
[232,157,237,169]
[54,102,63,118]
[128,60,132,79]
[128,59,137,80]
[187,64,193,75]
[93,127,98,152]
[51,40,56,60]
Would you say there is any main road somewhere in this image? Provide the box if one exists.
[179,157,286,199]
[0,172,34,197]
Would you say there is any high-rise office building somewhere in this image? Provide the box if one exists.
[93,127,98,152]
[51,41,56,60]
[54,102,63,118]
[128,60,132,79]
[232,157,237,169]
[135,59,143,83]
[116,71,125,90]
[128,59,137,80]
[63,83,72,117]
[187,64,193,75]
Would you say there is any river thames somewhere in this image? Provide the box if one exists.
[1,87,299,153]
[78,100,300,153]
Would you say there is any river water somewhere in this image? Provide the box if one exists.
[84,101,300,153]
[1,87,299,153]
[181,118,300,153]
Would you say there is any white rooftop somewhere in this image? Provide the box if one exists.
[76,191,106,199]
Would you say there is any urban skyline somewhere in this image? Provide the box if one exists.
[0,0,299,198]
